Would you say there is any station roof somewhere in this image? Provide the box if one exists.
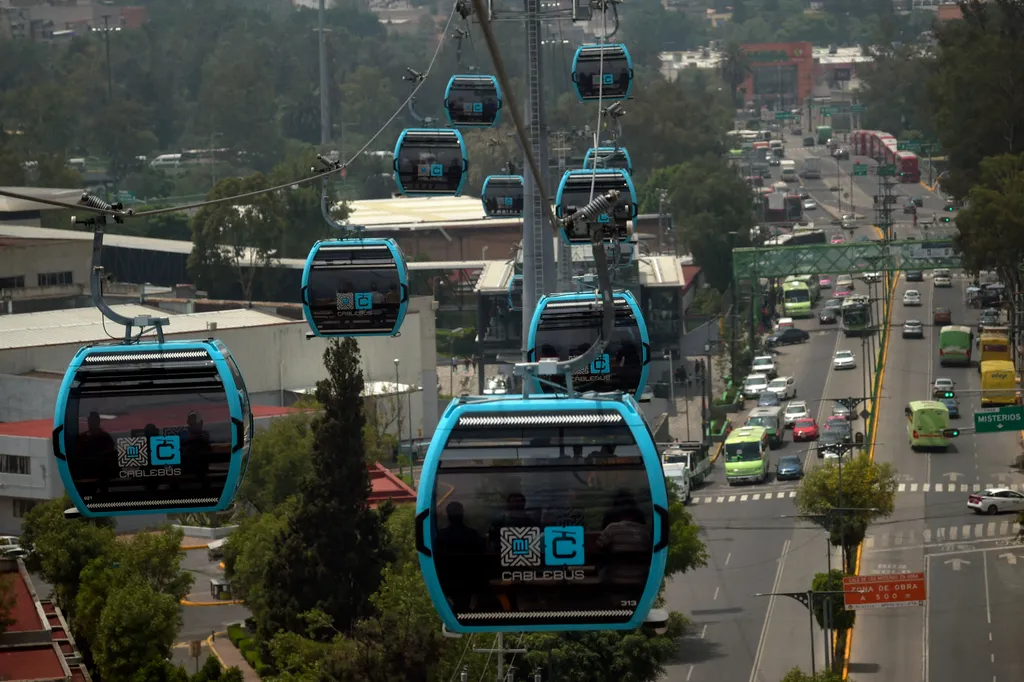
[475,255,686,293]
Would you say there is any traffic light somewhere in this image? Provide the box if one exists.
[943,428,960,438]
[944,204,955,212]
[940,391,956,399]
[941,216,952,223]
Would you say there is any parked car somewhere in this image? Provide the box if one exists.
[934,307,952,324]
[776,455,805,480]
[743,373,770,399]
[751,355,779,379]
[903,320,924,338]
[0,536,26,559]
[793,417,819,441]
[766,327,810,346]
[768,376,797,400]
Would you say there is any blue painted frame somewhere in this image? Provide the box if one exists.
[525,290,650,400]
[570,43,634,103]
[443,74,503,129]
[583,147,633,177]
[53,340,248,518]
[300,238,410,338]
[392,128,469,197]
[554,169,638,244]
[415,394,668,633]
[481,174,525,218]
[507,274,523,311]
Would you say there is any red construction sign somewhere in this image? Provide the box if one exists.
[842,572,927,611]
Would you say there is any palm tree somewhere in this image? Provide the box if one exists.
[720,42,751,108]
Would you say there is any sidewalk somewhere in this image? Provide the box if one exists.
[208,633,261,682]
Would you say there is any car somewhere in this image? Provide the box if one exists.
[776,317,795,330]
[933,377,955,398]
[903,202,917,214]
[819,308,838,324]
[902,320,924,338]
[769,157,781,166]
[934,268,951,278]
[940,397,960,418]
[0,536,26,559]
[817,429,849,460]
[793,417,819,441]
[905,271,924,282]
[836,274,853,288]
[934,307,952,324]
[768,376,797,400]
[861,272,882,284]
[483,376,509,395]
[835,283,854,298]
[831,402,853,421]
[840,214,857,230]
[751,355,779,379]
[833,350,857,369]
[903,290,922,306]
[776,455,805,480]
[830,234,846,245]
[798,186,810,199]
[784,400,810,427]
[824,416,852,440]
[803,198,817,211]
[979,308,1001,331]
[833,147,850,160]
[967,488,1024,515]
[803,136,816,147]
[757,391,781,407]
[911,196,924,207]
[766,327,810,346]
[742,373,770,399]
[824,297,843,311]
[934,275,952,288]
[819,275,833,289]
[639,388,654,402]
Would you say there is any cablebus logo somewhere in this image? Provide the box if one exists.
[499,526,586,582]
[115,435,182,478]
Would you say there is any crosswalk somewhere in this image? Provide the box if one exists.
[863,519,1022,550]
[688,481,1024,505]
[690,489,797,504]
[897,482,1024,493]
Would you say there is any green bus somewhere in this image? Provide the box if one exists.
[841,294,872,336]
[782,279,813,318]
[816,125,832,145]
[746,406,785,448]
[906,400,951,451]
[938,325,973,366]
[724,426,770,485]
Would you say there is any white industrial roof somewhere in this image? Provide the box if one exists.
[0,304,295,351]
[347,195,492,227]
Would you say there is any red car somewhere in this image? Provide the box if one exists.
[825,415,847,430]
[793,417,819,441]
[831,234,846,245]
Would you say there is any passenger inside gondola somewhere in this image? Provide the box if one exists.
[435,501,485,613]
[77,411,116,458]
[598,506,650,591]
[488,492,538,548]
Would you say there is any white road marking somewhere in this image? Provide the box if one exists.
[749,540,791,682]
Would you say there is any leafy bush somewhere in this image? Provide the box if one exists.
[226,625,244,646]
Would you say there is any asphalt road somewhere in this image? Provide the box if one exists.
[664,165,888,682]
[848,248,1024,682]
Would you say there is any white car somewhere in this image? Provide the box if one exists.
[751,355,778,379]
[742,373,770,399]
[861,272,882,284]
[933,377,955,397]
[934,275,952,288]
[784,400,809,427]
[0,535,26,559]
[803,198,817,211]
[836,274,854,288]
[639,388,654,403]
[967,488,1024,515]
[483,376,509,395]
[903,290,922,306]
[768,376,797,400]
[833,350,857,370]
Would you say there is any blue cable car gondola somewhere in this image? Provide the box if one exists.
[444,75,503,128]
[555,169,637,244]
[583,147,633,177]
[507,274,523,311]
[415,394,669,632]
[300,238,410,337]
[53,339,253,518]
[571,44,634,102]
[393,128,469,196]
[482,175,525,218]
[526,291,650,399]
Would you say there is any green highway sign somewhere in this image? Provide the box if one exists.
[878,164,897,176]
[851,104,866,113]
[775,111,795,120]
[853,163,868,176]
[974,406,1024,433]
[898,141,922,152]
[820,106,832,115]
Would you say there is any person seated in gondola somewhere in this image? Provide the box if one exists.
[601,489,636,528]
[77,411,117,493]
[434,501,485,613]
[182,411,212,488]
[597,506,651,594]
[487,492,538,549]
[385,284,399,305]
[616,342,641,367]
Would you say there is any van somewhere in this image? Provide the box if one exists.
[150,153,182,169]
[747,406,785,448]
[207,538,228,562]
[662,452,692,503]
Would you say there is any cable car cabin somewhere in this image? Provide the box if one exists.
[526,291,650,399]
[415,394,668,632]
[571,44,634,102]
[482,175,525,218]
[508,274,523,311]
[393,128,469,196]
[555,169,637,244]
[52,340,253,518]
[300,238,410,337]
[444,75,503,128]
[583,147,633,177]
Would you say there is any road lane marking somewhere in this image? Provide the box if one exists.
[725,553,731,566]
[983,551,992,625]
[740,495,749,502]
[748,540,791,682]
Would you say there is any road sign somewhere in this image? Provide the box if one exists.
[878,164,897,176]
[853,163,868,176]
[974,405,1024,433]
[851,104,866,113]
[820,106,832,115]
[843,572,926,611]
[775,111,794,121]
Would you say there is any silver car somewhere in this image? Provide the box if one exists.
[784,400,809,427]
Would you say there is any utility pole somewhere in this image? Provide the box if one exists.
[317,0,331,146]
[474,632,527,682]
[101,14,113,102]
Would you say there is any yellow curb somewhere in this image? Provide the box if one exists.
[206,633,227,669]
[181,599,245,606]
[709,440,724,464]
[181,544,210,550]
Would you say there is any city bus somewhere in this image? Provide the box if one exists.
[724,426,770,485]
[906,400,951,451]
[980,360,1018,407]
[786,274,820,301]
[816,125,833,145]
[841,294,872,336]
[938,325,974,366]
[782,279,813,318]
[766,230,828,247]
[979,328,1011,366]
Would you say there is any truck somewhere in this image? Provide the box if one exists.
[780,159,798,182]
[661,440,713,503]
[800,157,821,179]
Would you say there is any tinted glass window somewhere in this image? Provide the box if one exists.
[222,351,251,487]
[306,244,404,335]
[483,178,524,217]
[395,138,465,194]
[64,366,232,513]
[446,80,501,126]
[432,420,653,628]
[532,303,646,395]
[575,52,631,100]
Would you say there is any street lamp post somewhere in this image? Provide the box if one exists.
[394,358,402,464]
[664,350,675,417]
[449,327,464,396]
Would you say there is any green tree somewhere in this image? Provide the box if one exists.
[0,574,15,635]
[238,413,316,512]
[719,42,751,108]
[795,454,898,572]
[92,579,181,681]
[18,496,116,618]
[262,339,392,639]
[810,570,856,632]
[188,172,286,302]
[223,496,297,623]
[779,668,847,682]
[88,100,160,186]
[665,483,710,578]
[858,45,935,140]
[952,152,1024,293]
